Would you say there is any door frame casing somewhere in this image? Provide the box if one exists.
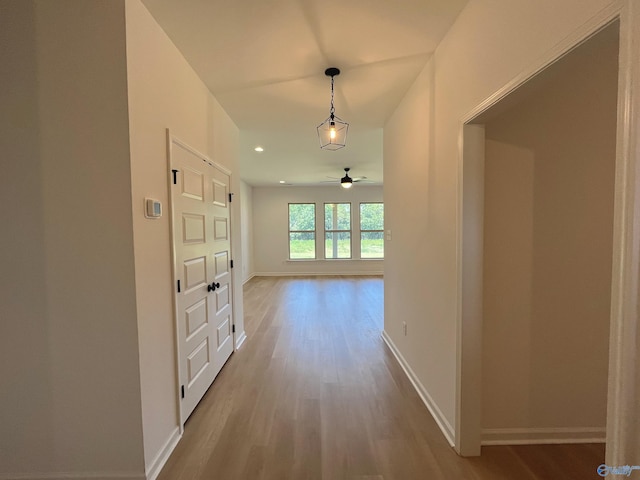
[166,129,236,430]
[456,1,639,460]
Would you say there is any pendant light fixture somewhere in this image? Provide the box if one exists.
[317,67,349,150]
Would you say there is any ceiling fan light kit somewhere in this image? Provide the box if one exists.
[341,167,353,189]
[321,167,371,188]
[317,67,349,150]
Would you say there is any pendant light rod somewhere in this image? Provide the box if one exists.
[326,68,339,119]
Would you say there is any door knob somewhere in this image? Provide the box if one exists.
[207,282,221,292]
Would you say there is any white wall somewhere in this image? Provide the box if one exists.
[125,0,244,474]
[253,186,383,275]
[481,23,618,441]
[0,1,245,477]
[0,1,145,477]
[383,0,618,443]
[240,181,255,282]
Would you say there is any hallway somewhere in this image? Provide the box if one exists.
[157,276,604,479]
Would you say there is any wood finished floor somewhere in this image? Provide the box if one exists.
[158,276,604,480]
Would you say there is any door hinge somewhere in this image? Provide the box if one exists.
[230,259,234,269]
[181,385,185,399]
[177,280,181,293]
[171,169,179,185]
[232,324,236,333]
[228,192,234,203]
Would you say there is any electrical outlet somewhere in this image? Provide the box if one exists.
[402,321,407,336]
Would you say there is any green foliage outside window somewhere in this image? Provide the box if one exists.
[289,204,315,259]
[360,203,384,258]
[288,202,384,260]
[289,203,315,231]
[325,203,351,259]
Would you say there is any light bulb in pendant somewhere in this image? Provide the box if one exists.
[329,122,336,140]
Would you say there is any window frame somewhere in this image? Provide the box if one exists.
[359,202,384,259]
[288,203,316,260]
[324,202,352,260]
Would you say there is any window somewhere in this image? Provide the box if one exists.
[288,201,384,261]
[360,203,384,258]
[324,203,351,259]
[289,203,316,259]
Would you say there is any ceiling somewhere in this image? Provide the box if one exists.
[141,0,468,187]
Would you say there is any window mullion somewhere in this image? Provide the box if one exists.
[332,203,338,259]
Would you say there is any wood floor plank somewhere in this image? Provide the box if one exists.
[158,276,605,480]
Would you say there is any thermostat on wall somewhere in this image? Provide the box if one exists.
[145,198,162,219]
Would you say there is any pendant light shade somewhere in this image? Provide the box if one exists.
[317,67,349,150]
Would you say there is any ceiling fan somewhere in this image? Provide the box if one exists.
[323,167,371,189]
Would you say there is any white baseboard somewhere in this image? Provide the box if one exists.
[235,331,248,350]
[0,472,145,480]
[254,271,383,277]
[482,427,606,445]
[242,273,256,285]
[381,330,455,447]
[145,427,181,480]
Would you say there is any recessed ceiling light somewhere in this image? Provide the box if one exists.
[254,146,264,152]
[279,180,286,184]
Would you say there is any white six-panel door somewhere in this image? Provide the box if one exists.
[168,134,234,424]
